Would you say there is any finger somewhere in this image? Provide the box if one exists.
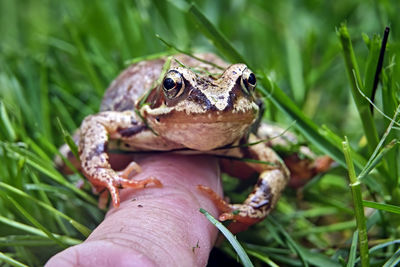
[46,154,222,267]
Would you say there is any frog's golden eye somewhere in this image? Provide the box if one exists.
[162,70,185,99]
[241,68,257,94]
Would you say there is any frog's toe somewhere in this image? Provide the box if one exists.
[105,181,121,208]
[219,207,262,224]
[89,167,162,208]
[116,176,162,189]
[197,185,231,213]
[117,161,142,179]
[98,190,110,209]
[219,212,235,221]
[102,176,162,208]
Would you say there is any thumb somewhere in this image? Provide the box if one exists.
[46,154,222,267]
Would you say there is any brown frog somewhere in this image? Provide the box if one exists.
[61,53,328,232]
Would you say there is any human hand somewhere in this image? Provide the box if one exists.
[46,154,222,266]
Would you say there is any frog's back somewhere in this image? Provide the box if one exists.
[100,53,229,112]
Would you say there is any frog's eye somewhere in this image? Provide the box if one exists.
[162,70,185,99]
[241,68,257,94]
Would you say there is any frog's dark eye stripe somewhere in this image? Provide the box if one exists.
[162,70,185,99]
[241,68,257,94]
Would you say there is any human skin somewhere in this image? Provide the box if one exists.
[46,154,222,267]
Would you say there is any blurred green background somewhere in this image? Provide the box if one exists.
[1,0,399,139]
[0,0,399,266]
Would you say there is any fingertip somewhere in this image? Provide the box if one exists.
[46,240,157,267]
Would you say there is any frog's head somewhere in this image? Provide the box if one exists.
[141,64,259,150]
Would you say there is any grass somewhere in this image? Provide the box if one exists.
[1,0,400,266]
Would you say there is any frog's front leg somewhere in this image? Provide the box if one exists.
[79,110,162,208]
[199,134,290,233]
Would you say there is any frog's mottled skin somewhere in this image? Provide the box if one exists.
[63,53,295,232]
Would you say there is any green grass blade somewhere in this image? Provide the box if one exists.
[0,235,64,247]
[285,30,305,105]
[268,217,309,267]
[368,240,400,254]
[65,19,104,96]
[356,104,400,191]
[188,4,246,64]
[29,171,70,235]
[39,62,52,143]
[381,73,399,184]
[292,221,356,237]
[383,247,400,267]
[297,247,340,267]
[125,51,172,65]
[155,35,225,70]
[0,215,49,237]
[57,118,79,160]
[0,182,91,237]
[51,97,78,132]
[337,23,379,154]
[199,208,254,267]
[0,101,16,141]
[258,77,362,170]
[362,201,400,214]
[347,231,358,267]
[0,251,29,267]
[358,139,398,182]
[1,142,97,205]
[6,196,67,248]
[320,125,367,167]
[362,33,381,101]
[342,137,370,267]
[0,215,81,246]
[246,250,279,267]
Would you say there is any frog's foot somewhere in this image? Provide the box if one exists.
[90,167,162,208]
[197,185,262,233]
[198,168,288,233]
[112,175,162,208]
[286,154,333,188]
[117,161,142,179]
[197,185,232,214]
[98,190,110,210]
[314,155,333,173]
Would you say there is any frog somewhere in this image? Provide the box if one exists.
[60,53,330,233]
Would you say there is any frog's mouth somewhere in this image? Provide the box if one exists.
[147,110,258,151]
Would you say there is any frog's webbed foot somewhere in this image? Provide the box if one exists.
[198,169,288,234]
[201,133,290,233]
[89,166,162,208]
[284,152,333,188]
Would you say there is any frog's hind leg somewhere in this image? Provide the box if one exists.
[257,122,333,187]
[199,134,290,233]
